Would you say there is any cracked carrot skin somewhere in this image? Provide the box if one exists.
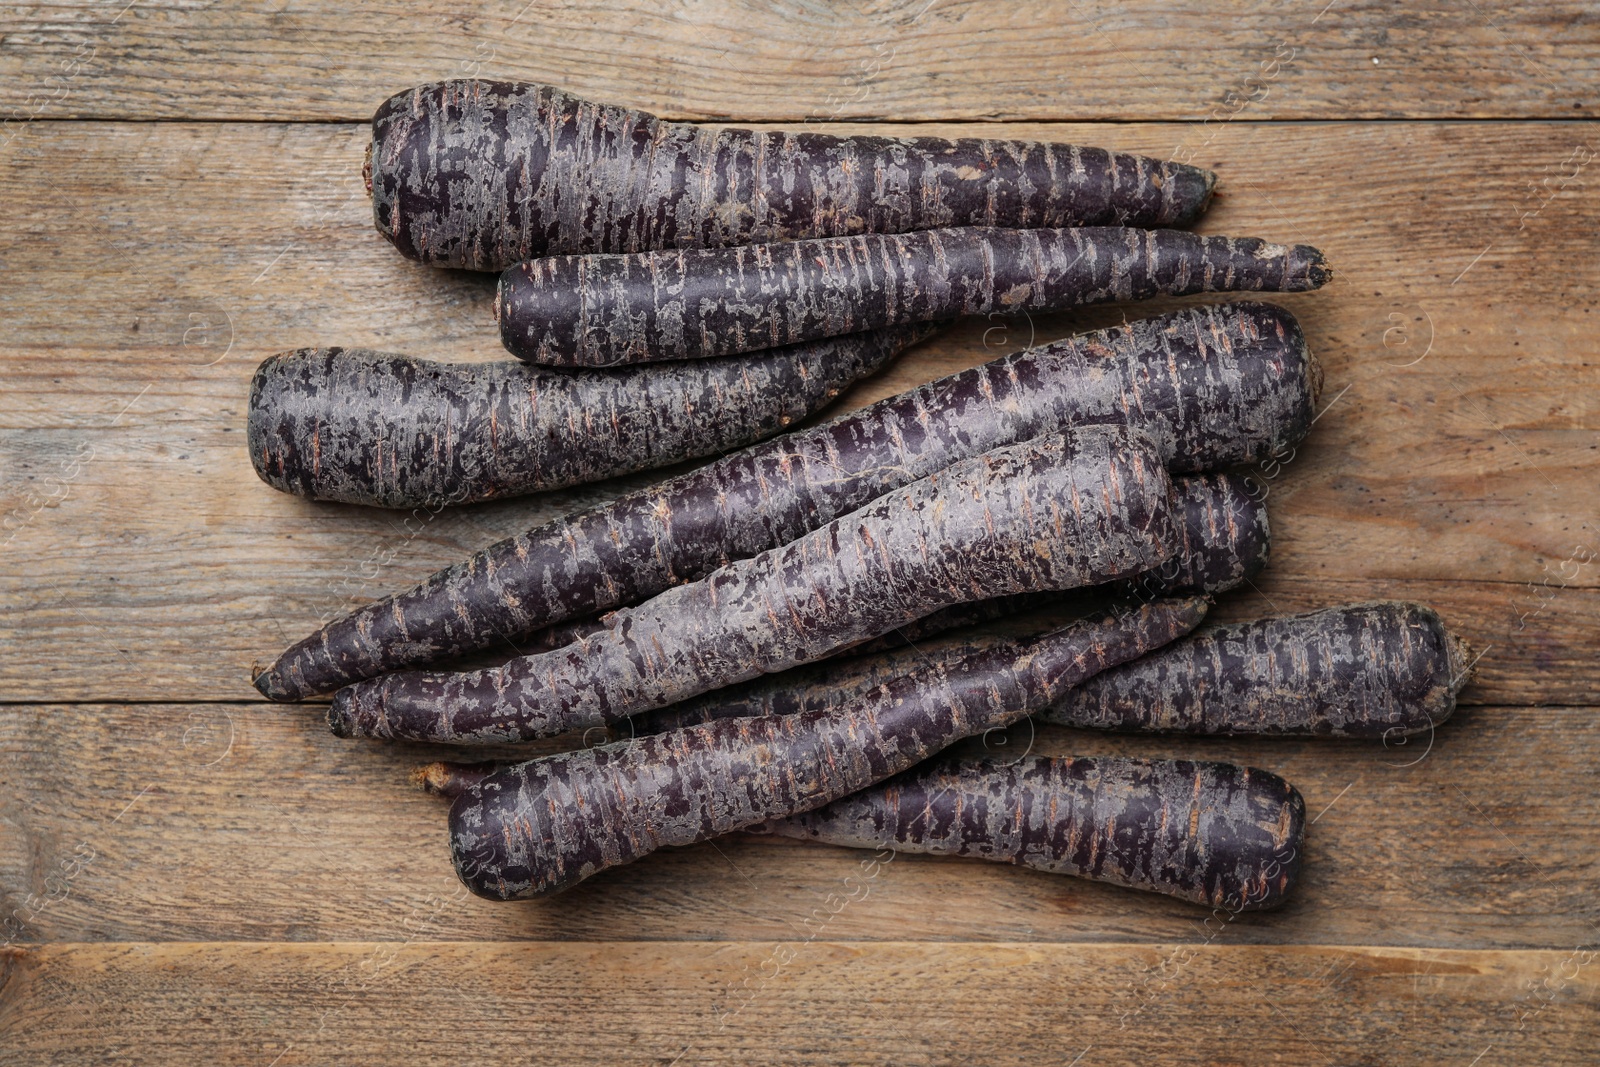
[1043,602,1474,738]
[446,597,1209,899]
[498,227,1329,366]
[370,80,1217,272]
[851,469,1268,657]
[621,469,1268,737]
[329,426,1178,744]
[245,325,930,510]
[758,755,1304,911]
[255,301,1314,701]
[517,466,1267,681]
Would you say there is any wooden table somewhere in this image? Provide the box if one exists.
[2,3,1596,1063]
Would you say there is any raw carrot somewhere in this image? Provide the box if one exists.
[621,468,1263,737]
[629,638,965,738]
[329,427,1177,743]
[446,597,1208,898]
[255,301,1314,701]
[506,466,1267,671]
[498,227,1328,366]
[415,752,1303,910]
[856,469,1268,656]
[369,80,1217,271]
[759,755,1304,911]
[247,325,931,509]
[1043,602,1473,737]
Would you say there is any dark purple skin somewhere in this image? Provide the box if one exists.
[758,755,1305,911]
[497,227,1329,366]
[369,80,1218,272]
[328,427,1177,744]
[1043,602,1474,738]
[414,751,1302,910]
[246,325,931,509]
[509,467,1267,668]
[446,597,1209,899]
[852,469,1268,656]
[623,468,1265,736]
[629,638,970,738]
[254,301,1317,701]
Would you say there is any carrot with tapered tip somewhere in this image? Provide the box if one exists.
[1042,602,1473,738]
[247,325,933,509]
[757,755,1305,911]
[498,227,1329,366]
[369,80,1218,271]
[445,597,1209,899]
[415,752,1303,909]
[254,301,1315,701]
[512,467,1269,681]
[627,468,1262,735]
[329,426,1177,744]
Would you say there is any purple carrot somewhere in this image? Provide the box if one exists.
[623,469,1264,736]
[329,426,1177,744]
[758,755,1305,911]
[853,469,1268,656]
[254,301,1316,701]
[1043,602,1473,738]
[247,326,930,509]
[369,80,1217,271]
[498,227,1328,366]
[446,597,1208,898]
[415,752,1303,910]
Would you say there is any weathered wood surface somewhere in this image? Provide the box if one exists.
[2,941,1594,1065]
[0,1,1594,122]
[1,119,1597,704]
[1,701,1594,949]
[3,9,1599,1058]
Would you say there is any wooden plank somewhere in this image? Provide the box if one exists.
[1,940,1593,1065]
[1,119,1597,703]
[2,701,1595,948]
[0,2,1594,124]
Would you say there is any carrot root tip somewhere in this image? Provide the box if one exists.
[327,691,356,737]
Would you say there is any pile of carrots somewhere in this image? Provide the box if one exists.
[248,80,1471,912]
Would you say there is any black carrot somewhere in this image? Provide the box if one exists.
[498,227,1328,366]
[247,325,931,509]
[416,752,1303,910]
[446,597,1208,898]
[759,755,1305,911]
[1042,602,1473,737]
[369,80,1217,271]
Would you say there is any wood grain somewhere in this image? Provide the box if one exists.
[1,119,1597,703]
[0,1,1593,123]
[2,940,1594,1065]
[3,8,1599,1062]
[3,3,1598,1062]
[2,701,1595,949]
